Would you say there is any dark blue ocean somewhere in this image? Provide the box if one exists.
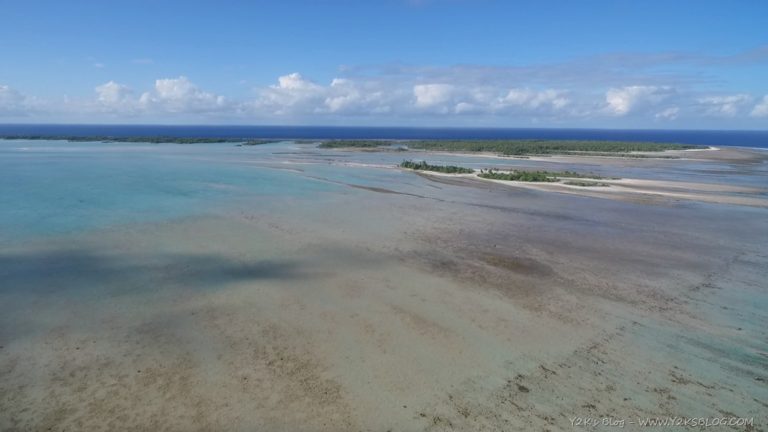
[0,124,767,148]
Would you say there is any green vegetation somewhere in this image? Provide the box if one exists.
[397,161,616,183]
[318,139,701,155]
[477,168,614,182]
[4,135,702,154]
[563,180,610,187]
[399,160,475,174]
[407,140,701,155]
[319,140,391,148]
[0,135,274,145]
[478,170,558,182]
[547,170,612,179]
[237,139,283,146]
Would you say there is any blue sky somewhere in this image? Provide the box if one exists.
[1,0,767,128]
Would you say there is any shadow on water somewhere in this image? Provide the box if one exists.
[0,248,306,295]
[0,247,311,345]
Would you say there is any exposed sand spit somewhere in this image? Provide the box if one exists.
[417,170,768,208]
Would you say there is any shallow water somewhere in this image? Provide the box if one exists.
[1,140,767,431]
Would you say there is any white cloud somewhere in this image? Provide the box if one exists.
[139,76,227,113]
[323,78,393,114]
[250,73,403,116]
[324,78,361,112]
[2,65,768,127]
[410,84,571,116]
[605,86,674,116]
[749,95,768,118]
[92,77,227,116]
[252,73,325,115]
[413,84,455,109]
[499,88,570,111]
[697,94,752,117]
[95,81,132,105]
[275,72,321,91]
[453,101,477,114]
[655,106,680,120]
[4,45,768,125]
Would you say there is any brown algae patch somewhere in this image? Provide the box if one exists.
[1,310,357,431]
[479,253,555,277]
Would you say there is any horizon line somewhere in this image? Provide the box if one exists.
[1,123,767,133]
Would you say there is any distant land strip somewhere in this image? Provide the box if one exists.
[319,139,704,156]
[1,135,706,156]
[0,135,279,145]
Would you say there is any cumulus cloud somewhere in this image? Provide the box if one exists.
[605,86,675,116]
[500,88,570,111]
[276,72,321,91]
[324,78,363,112]
[697,94,752,117]
[140,76,227,113]
[92,77,228,116]
[409,84,571,117]
[751,95,768,118]
[5,46,768,125]
[2,65,768,127]
[413,84,455,109]
[251,73,325,115]
[96,81,132,105]
[245,74,577,120]
[323,78,394,114]
[250,73,405,117]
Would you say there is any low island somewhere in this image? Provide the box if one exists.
[320,139,704,157]
[0,135,276,145]
[1,135,707,158]
[399,160,612,186]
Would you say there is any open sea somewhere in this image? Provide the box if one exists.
[0,124,767,148]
